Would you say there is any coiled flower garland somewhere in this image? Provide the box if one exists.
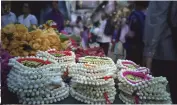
[116,59,150,74]
[7,56,69,104]
[117,60,172,104]
[37,49,76,64]
[78,56,117,78]
[36,49,76,76]
[69,63,117,104]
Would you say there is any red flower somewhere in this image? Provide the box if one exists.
[17,58,52,65]
[103,76,112,80]
[104,92,111,104]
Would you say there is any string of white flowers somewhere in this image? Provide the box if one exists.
[78,56,117,78]
[116,59,150,74]
[7,56,69,104]
[36,49,76,74]
[36,49,76,64]
[117,69,172,104]
[69,63,116,104]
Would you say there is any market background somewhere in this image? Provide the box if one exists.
[1,1,128,104]
[1,1,173,104]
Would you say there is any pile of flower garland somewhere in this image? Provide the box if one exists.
[116,60,150,74]
[78,56,117,78]
[117,60,172,104]
[7,56,69,104]
[36,49,76,75]
[69,63,116,104]
[37,49,75,64]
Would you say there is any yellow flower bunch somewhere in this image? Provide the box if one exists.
[1,24,62,56]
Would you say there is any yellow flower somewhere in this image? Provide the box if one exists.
[22,51,29,57]
[29,51,36,56]
[29,29,43,40]
[2,24,16,34]
[47,35,60,45]
[15,24,28,33]
[10,49,19,56]
[9,40,21,49]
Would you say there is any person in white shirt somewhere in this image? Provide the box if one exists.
[119,18,129,43]
[2,2,17,27]
[70,16,83,36]
[93,14,112,56]
[18,3,38,28]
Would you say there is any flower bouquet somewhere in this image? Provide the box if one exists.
[1,24,62,57]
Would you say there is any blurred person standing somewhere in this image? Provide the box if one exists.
[96,14,113,56]
[18,3,38,28]
[89,21,100,48]
[81,26,89,49]
[113,7,130,62]
[45,1,64,32]
[40,3,52,24]
[2,1,17,27]
[143,1,177,103]
[113,17,129,62]
[71,16,83,36]
[125,1,149,65]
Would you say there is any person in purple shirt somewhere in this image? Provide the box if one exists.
[45,1,64,32]
[81,26,89,49]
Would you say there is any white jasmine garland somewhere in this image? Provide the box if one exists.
[36,49,76,63]
[70,87,116,104]
[117,70,172,104]
[7,56,69,104]
[116,60,150,74]
[78,56,117,78]
[36,49,76,75]
[69,63,116,104]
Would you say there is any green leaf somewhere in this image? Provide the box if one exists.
[60,34,69,42]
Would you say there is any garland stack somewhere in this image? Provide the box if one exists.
[117,60,171,104]
[7,56,69,104]
[69,63,116,104]
[117,60,150,74]
[36,49,76,74]
[78,56,117,78]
